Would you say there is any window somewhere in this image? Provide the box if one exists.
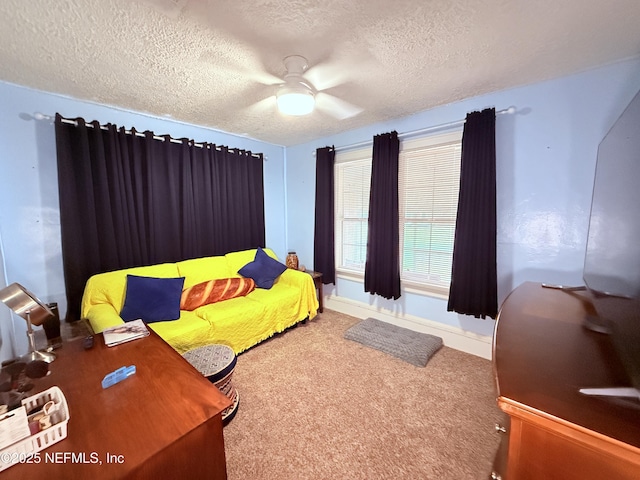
[335,130,462,295]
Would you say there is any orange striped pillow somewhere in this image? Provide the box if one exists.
[180,277,255,311]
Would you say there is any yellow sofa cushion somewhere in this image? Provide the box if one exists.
[146,311,216,354]
[176,255,235,288]
[194,296,267,346]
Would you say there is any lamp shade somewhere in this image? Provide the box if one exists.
[0,283,53,326]
[276,83,315,116]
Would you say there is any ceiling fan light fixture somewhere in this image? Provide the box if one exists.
[276,84,315,116]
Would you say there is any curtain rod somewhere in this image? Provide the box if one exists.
[327,106,516,154]
[37,113,263,159]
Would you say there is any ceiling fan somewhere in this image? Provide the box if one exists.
[254,55,363,120]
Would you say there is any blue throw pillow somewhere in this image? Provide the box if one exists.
[238,247,287,289]
[120,275,185,323]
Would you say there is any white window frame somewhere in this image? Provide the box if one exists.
[334,130,462,297]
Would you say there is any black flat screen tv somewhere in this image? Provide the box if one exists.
[581,87,640,401]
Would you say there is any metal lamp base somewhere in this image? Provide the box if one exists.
[24,325,56,363]
[21,348,56,364]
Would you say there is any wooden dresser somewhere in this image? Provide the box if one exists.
[491,282,640,479]
[1,329,231,479]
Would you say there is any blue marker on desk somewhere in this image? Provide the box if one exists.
[102,365,136,389]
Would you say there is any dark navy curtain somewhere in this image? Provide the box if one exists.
[313,146,336,284]
[55,114,265,321]
[364,131,401,300]
[447,108,498,319]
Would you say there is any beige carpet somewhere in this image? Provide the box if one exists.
[223,309,504,479]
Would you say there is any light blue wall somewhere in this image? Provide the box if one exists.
[285,57,640,336]
[0,82,285,355]
[0,231,15,361]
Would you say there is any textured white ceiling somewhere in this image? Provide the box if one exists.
[1,0,639,146]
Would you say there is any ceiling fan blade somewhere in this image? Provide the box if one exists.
[199,48,283,86]
[246,95,277,116]
[304,62,349,92]
[252,71,283,86]
[315,92,363,120]
[234,54,283,86]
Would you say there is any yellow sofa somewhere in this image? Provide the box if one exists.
[81,248,319,354]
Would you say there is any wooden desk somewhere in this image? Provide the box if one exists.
[492,282,640,479]
[2,330,231,479]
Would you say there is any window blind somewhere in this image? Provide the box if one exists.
[335,151,371,273]
[399,131,462,291]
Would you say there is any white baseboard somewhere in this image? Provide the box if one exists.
[324,294,493,360]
